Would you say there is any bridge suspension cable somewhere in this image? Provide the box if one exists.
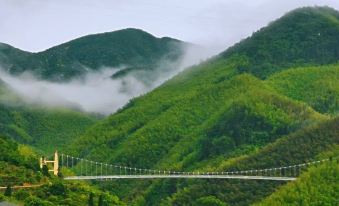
[57,153,338,181]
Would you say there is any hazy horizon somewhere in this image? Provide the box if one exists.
[1,0,339,53]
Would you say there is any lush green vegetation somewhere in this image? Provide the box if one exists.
[9,180,126,206]
[220,6,339,78]
[0,28,186,81]
[70,63,325,165]
[0,134,125,206]
[256,148,339,206]
[1,6,339,206]
[267,64,339,114]
[0,82,99,153]
[0,105,98,153]
[129,118,338,205]
[0,135,40,186]
[65,6,339,205]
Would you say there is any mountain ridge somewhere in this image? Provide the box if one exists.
[0,28,188,81]
[220,6,339,78]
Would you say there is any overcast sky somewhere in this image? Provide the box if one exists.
[1,0,339,52]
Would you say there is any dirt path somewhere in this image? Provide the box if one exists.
[0,184,43,190]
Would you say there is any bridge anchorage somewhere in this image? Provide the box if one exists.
[40,151,59,176]
[42,152,337,181]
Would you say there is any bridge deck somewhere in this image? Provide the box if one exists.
[64,175,296,181]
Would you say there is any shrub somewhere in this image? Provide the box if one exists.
[14,189,30,200]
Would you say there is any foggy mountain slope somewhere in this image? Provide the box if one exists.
[66,7,339,205]
[0,28,208,151]
[0,29,211,115]
[0,77,99,153]
[0,28,188,82]
[70,5,339,172]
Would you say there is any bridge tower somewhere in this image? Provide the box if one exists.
[40,151,59,176]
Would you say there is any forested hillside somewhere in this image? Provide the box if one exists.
[0,134,39,186]
[256,147,339,206]
[267,65,338,114]
[0,135,126,205]
[64,6,339,206]
[0,81,99,153]
[221,6,339,78]
[0,28,190,152]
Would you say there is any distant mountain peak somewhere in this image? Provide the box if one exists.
[221,6,339,78]
[0,28,187,81]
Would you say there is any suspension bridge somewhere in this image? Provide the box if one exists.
[40,151,335,182]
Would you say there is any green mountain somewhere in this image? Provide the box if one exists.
[0,29,188,153]
[63,6,339,206]
[220,6,339,78]
[0,28,186,81]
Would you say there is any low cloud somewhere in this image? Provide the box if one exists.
[0,45,217,115]
[0,68,147,115]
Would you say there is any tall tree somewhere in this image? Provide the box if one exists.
[42,164,50,177]
[57,167,63,178]
[98,194,104,206]
[88,193,94,206]
[4,185,12,197]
